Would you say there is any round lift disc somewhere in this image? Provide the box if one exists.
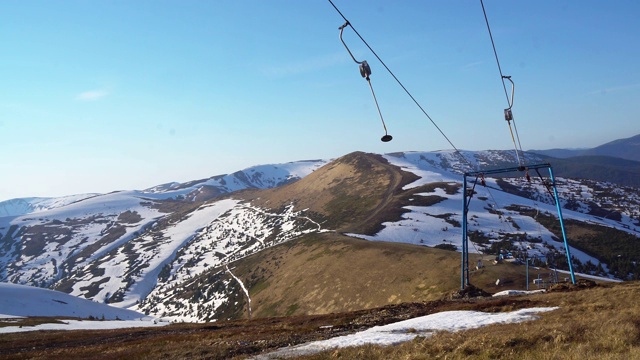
[381,134,393,142]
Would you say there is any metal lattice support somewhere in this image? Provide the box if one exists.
[461,163,576,289]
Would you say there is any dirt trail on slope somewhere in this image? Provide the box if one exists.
[351,155,406,233]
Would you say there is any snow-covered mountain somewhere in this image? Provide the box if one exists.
[1,149,639,322]
[0,160,327,216]
[139,160,327,201]
[0,159,328,320]
[0,194,100,217]
[530,133,640,162]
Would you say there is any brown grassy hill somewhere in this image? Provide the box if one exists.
[224,151,577,320]
[228,232,544,319]
[142,150,617,324]
[247,151,419,234]
[236,233,460,318]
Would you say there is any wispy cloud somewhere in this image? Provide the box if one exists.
[588,83,640,95]
[461,61,484,70]
[75,90,109,101]
[262,52,348,78]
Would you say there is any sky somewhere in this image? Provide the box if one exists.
[1,1,639,201]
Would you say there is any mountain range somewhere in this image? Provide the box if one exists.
[1,135,639,323]
[530,133,640,162]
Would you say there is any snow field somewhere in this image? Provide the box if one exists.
[258,307,559,358]
[136,202,324,321]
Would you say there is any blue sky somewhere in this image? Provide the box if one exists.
[1,1,639,201]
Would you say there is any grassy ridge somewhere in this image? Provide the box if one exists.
[237,233,459,317]
[231,232,539,319]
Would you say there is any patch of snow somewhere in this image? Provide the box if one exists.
[0,318,167,333]
[0,282,152,321]
[71,199,241,308]
[493,289,546,297]
[554,269,623,283]
[257,307,558,359]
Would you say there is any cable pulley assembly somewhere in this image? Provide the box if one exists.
[339,21,392,142]
[500,75,524,168]
[503,75,514,121]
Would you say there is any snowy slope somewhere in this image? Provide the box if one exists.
[67,199,242,307]
[0,282,150,320]
[0,194,100,217]
[0,191,165,288]
[133,202,324,321]
[142,160,328,198]
[346,151,639,278]
[0,157,328,290]
[0,159,327,216]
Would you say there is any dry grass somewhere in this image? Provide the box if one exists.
[234,233,465,317]
[3,283,640,359]
[232,232,562,319]
[297,282,640,360]
[249,151,419,234]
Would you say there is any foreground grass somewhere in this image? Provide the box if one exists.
[2,282,639,359]
[299,282,640,359]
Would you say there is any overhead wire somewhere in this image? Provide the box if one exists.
[475,0,538,242]
[477,1,564,249]
[327,0,476,171]
[328,0,527,246]
[479,0,526,167]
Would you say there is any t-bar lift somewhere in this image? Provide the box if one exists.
[461,163,576,289]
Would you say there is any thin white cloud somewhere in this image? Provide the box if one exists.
[461,60,484,70]
[75,90,109,101]
[262,52,348,78]
[588,83,640,95]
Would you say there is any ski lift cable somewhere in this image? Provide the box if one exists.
[327,0,474,169]
[503,75,526,167]
[330,1,519,240]
[479,0,526,166]
[534,168,556,201]
[479,0,509,104]
[479,2,564,244]
[331,1,514,238]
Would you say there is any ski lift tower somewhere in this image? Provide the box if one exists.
[460,163,577,289]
